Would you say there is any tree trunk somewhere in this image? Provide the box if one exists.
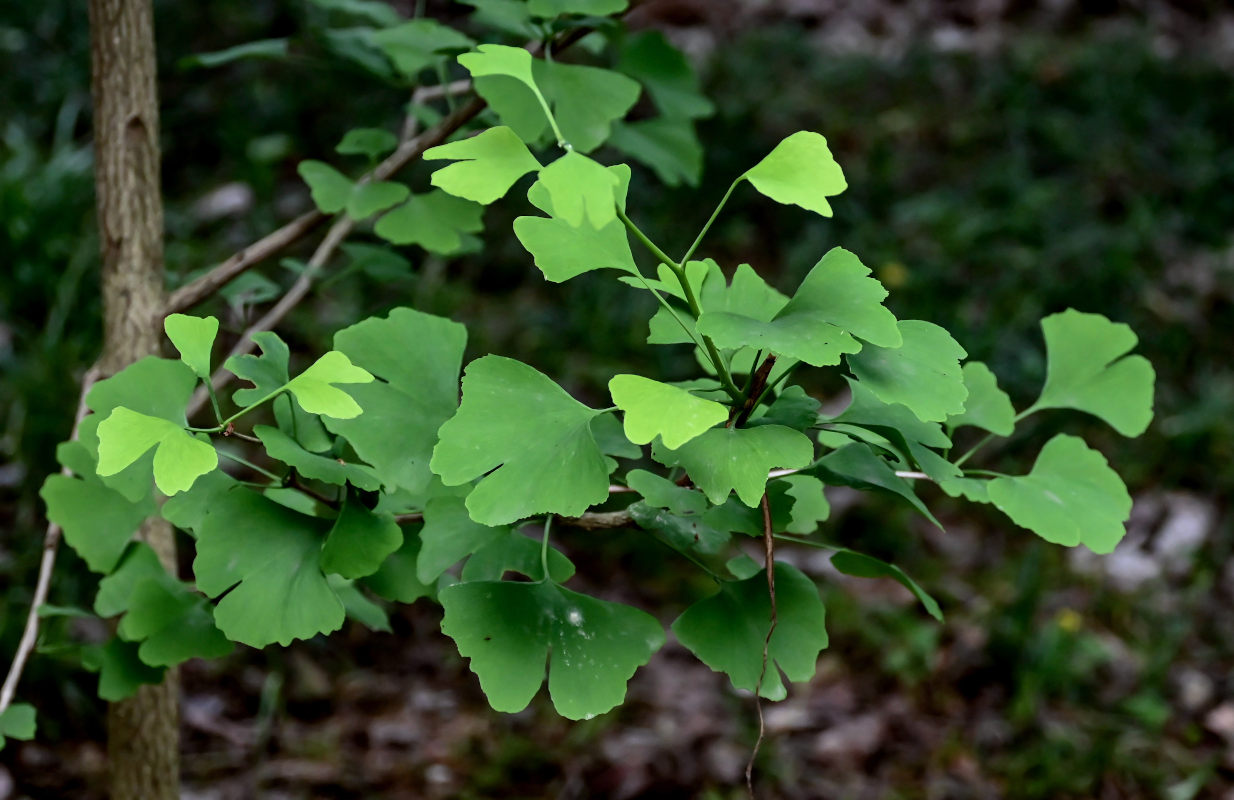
[88,0,180,797]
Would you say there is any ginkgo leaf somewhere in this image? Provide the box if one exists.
[609,374,727,448]
[194,488,344,647]
[297,160,354,214]
[527,0,627,16]
[0,704,36,751]
[374,190,484,254]
[609,117,703,187]
[513,164,636,282]
[458,43,537,89]
[42,442,157,574]
[440,580,664,720]
[319,499,403,580]
[164,314,218,379]
[431,356,609,525]
[697,248,900,366]
[345,181,410,220]
[813,443,941,528]
[369,19,474,79]
[1032,309,1155,437]
[626,469,707,516]
[336,127,398,159]
[254,425,380,490]
[363,532,435,604]
[616,31,714,120]
[537,151,618,228]
[847,320,968,422]
[672,562,827,700]
[417,495,508,583]
[780,474,830,534]
[743,131,847,217]
[460,530,576,582]
[284,350,374,419]
[425,126,542,204]
[325,308,467,494]
[655,424,813,507]
[117,578,233,667]
[94,542,166,617]
[987,434,1132,554]
[946,361,1015,435]
[536,61,640,153]
[83,637,165,702]
[829,549,942,621]
[96,408,217,496]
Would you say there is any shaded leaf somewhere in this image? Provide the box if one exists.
[830,549,942,621]
[83,638,165,702]
[461,530,576,582]
[374,190,484,254]
[417,495,509,583]
[609,117,703,187]
[528,0,627,16]
[370,20,474,79]
[320,500,403,579]
[672,562,826,700]
[0,704,36,751]
[780,474,830,534]
[364,532,435,603]
[947,361,1016,436]
[813,444,940,528]
[616,31,713,119]
[298,160,354,214]
[440,580,664,719]
[336,127,398,159]
[346,181,410,220]
[117,579,234,667]
[655,425,813,507]
[254,425,379,490]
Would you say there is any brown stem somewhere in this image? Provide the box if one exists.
[746,492,778,797]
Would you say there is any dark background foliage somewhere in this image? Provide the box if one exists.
[1,1,1232,797]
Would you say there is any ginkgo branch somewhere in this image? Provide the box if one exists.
[0,366,100,715]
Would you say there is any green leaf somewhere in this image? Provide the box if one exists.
[284,350,374,419]
[672,563,826,700]
[461,531,576,582]
[459,0,535,38]
[813,444,941,528]
[0,703,36,751]
[336,127,399,160]
[194,489,344,647]
[590,412,642,460]
[440,580,664,719]
[370,20,474,79]
[627,502,732,556]
[938,475,991,504]
[825,378,958,481]
[329,576,391,632]
[164,314,218,379]
[364,531,435,603]
[325,308,467,494]
[697,248,900,366]
[527,0,627,16]
[616,31,714,120]
[608,117,703,187]
[160,468,239,534]
[537,61,640,153]
[829,550,942,621]
[1032,309,1155,437]
[513,165,637,282]
[626,469,707,516]
[425,126,541,204]
[987,434,1132,554]
[345,181,410,220]
[42,446,156,574]
[254,425,379,490]
[780,474,830,534]
[847,320,968,423]
[117,579,234,667]
[458,43,537,89]
[179,38,289,69]
[655,425,814,507]
[341,242,412,281]
[538,151,618,228]
[743,131,847,217]
[947,362,1015,436]
[320,500,403,579]
[609,374,727,449]
[228,331,292,405]
[96,409,217,496]
[308,0,402,26]
[83,638,165,702]
[432,356,610,525]
[298,160,354,214]
[94,543,167,617]
[473,75,548,143]
[374,190,484,254]
[418,495,509,583]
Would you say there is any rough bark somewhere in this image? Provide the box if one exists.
[88,0,180,797]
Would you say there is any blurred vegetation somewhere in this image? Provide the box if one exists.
[1,1,1232,797]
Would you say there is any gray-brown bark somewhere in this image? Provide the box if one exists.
[88,0,180,796]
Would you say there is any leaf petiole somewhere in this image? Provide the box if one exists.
[679,176,742,265]
[540,515,554,582]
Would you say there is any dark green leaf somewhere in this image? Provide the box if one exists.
[320,500,403,579]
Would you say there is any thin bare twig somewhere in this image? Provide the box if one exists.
[746,492,779,798]
[0,366,101,714]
